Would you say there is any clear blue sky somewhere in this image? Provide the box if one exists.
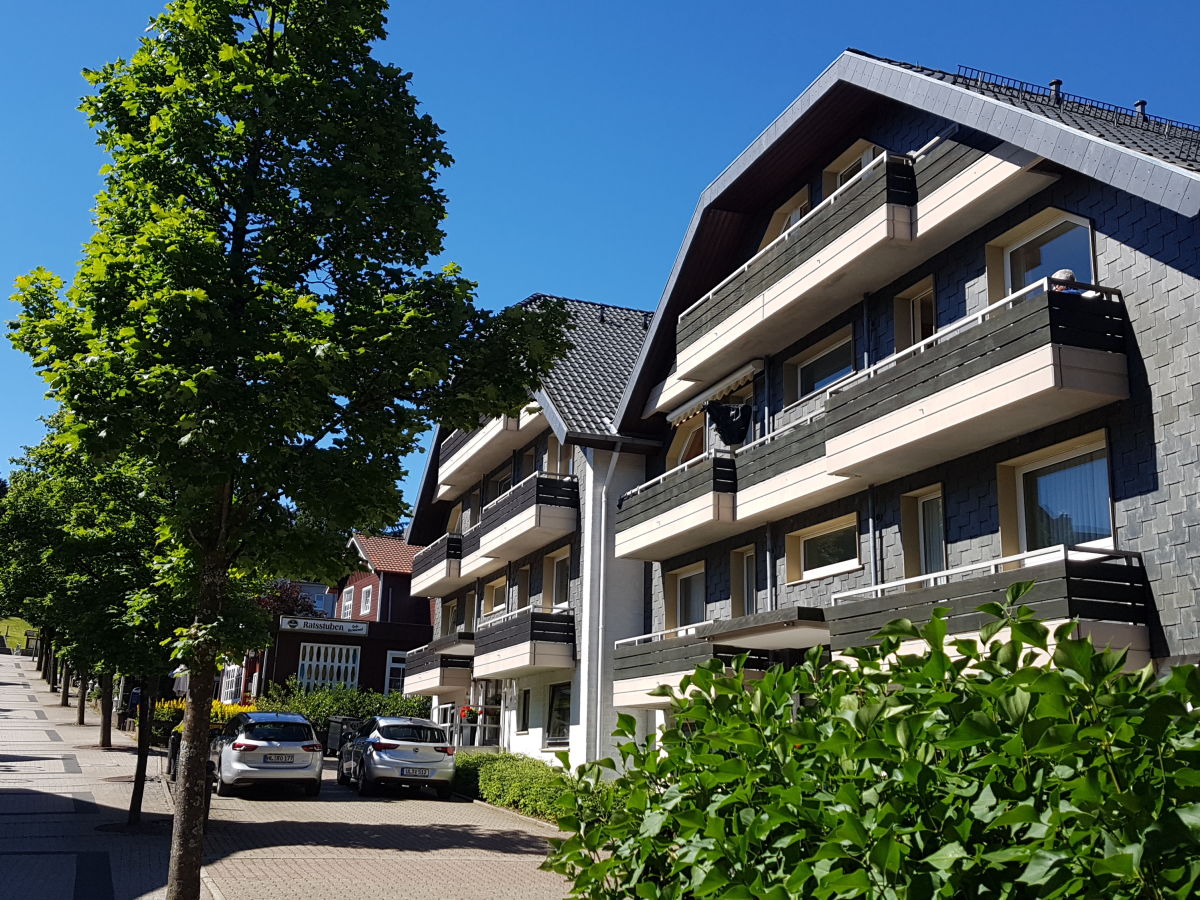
[3,0,1198,509]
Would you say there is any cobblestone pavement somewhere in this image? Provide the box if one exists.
[2,655,567,900]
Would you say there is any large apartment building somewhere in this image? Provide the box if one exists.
[405,296,650,766]
[607,50,1200,729]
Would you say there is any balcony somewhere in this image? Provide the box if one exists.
[410,533,469,597]
[615,451,738,560]
[823,279,1128,482]
[472,606,575,679]
[459,473,579,579]
[827,546,1151,665]
[611,623,785,710]
[655,133,1058,417]
[671,152,916,387]
[436,407,546,501]
[403,641,474,697]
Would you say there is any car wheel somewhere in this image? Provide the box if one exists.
[304,777,322,798]
[336,762,351,787]
[436,783,453,801]
[355,764,377,797]
[214,763,233,797]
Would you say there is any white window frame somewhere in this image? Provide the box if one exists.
[1014,438,1113,553]
[384,650,406,695]
[786,513,861,583]
[915,488,946,577]
[731,546,756,617]
[1002,212,1094,295]
[545,548,571,609]
[666,416,707,468]
[360,585,373,617]
[219,664,244,705]
[786,329,855,404]
[297,642,360,691]
[340,587,354,619]
[672,562,707,628]
[824,140,883,193]
[483,575,507,616]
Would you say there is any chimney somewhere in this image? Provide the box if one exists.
[1049,79,1063,105]
[1134,99,1148,122]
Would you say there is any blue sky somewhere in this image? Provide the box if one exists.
[3,0,1198,509]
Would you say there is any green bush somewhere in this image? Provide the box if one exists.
[547,583,1200,898]
[452,750,504,798]
[259,678,431,737]
[477,752,564,821]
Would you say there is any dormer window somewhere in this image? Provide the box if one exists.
[666,416,706,469]
[822,140,884,197]
[759,186,812,249]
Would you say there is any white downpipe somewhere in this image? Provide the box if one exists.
[593,443,623,764]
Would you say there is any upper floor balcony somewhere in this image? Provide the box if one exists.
[610,608,825,709]
[822,279,1128,483]
[410,533,470,598]
[472,605,575,679]
[403,637,475,696]
[654,132,1057,417]
[827,545,1151,667]
[614,450,738,560]
[459,473,579,579]
[436,407,546,501]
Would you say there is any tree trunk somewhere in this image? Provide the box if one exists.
[35,636,45,672]
[48,644,58,691]
[60,662,71,707]
[99,671,114,749]
[76,676,87,726]
[166,653,217,900]
[128,679,155,826]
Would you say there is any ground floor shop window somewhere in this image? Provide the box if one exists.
[546,682,571,746]
[297,642,360,691]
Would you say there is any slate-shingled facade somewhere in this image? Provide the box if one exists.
[405,296,650,766]
[604,48,1200,731]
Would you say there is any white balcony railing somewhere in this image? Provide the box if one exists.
[476,603,571,632]
[614,620,714,649]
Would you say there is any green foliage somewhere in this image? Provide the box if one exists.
[476,753,566,821]
[259,677,430,736]
[452,750,506,799]
[547,587,1200,898]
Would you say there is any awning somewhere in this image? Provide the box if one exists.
[666,360,764,425]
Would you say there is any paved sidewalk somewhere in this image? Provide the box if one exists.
[0,655,187,900]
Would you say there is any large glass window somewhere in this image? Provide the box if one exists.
[667,418,706,468]
[919,493,946,576]
[340,587,353,619]
[799,339,854,397]
[677,569,707,626]
[731,547,756,616]
[1007,219,1093,291]
[786,515,860,582]
[1020,448,1112,550]
[552,554,571,607]
[384,651,406,695]
[360,585,373,616]
[546,683,572,745]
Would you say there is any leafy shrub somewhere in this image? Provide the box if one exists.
[259,677,431,737]
[452,750,505,798]
[150,699,253,743]
[477,752,564,821]
[547,583,1200,898]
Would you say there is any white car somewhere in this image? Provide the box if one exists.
[337,716,455,798]
[210,712,324,797]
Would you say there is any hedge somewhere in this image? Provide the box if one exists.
[259,677,432,736]
[477,753,564,820]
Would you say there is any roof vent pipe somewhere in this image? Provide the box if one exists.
[1049,79,1063,105]
[1135,99,1148,121]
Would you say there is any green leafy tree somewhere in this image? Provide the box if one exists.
[548,587,1200,899]
[8,2,569,896]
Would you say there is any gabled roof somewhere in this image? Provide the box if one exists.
[350,533,422,574]
[614,49,1200,431]
[526,294,651,440]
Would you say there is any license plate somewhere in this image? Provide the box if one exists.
[401,767,430,777]
[263,754,294,763]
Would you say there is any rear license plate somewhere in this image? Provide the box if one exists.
[263,754,294,763]
[401,767,430,777]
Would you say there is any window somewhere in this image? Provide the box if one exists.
[440,598,459,637]
[483,576,507,616]
[894,277,936,352]
[359,585,373,616]
[731,546,757,617]
[548,434,575,476]
[447,502,463,534]
[515,565,531,610]
[1017,445,1112,551]
[340,587,354,619]
[786,514,860,582]
[918,492,946,576]
[1003,214,1094,294]
[243,721,313,742]
[546,682,572,746]
[487,468,512,503]
[297,643,360,690]
[667,417,706,468]
[384,650,406,695]
[544,549,571,608]
[672,564,707,627]
[519,447,537,480]
[517,688,531,734]
[822,140,883,196]
[379,723,444,743]
[784,330,854,405]
[759,186,812,249]
[219,664,244,705]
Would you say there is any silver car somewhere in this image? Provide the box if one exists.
[337,716,455,798]
[210,712,324,797]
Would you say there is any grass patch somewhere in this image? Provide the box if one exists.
[0,617,34,652]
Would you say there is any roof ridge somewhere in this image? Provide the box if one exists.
[520,293,652,316]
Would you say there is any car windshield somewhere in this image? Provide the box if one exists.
[378,725,445,743]
[243,722,313,742]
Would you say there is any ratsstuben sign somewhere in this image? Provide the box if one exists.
[279,617,369,636]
